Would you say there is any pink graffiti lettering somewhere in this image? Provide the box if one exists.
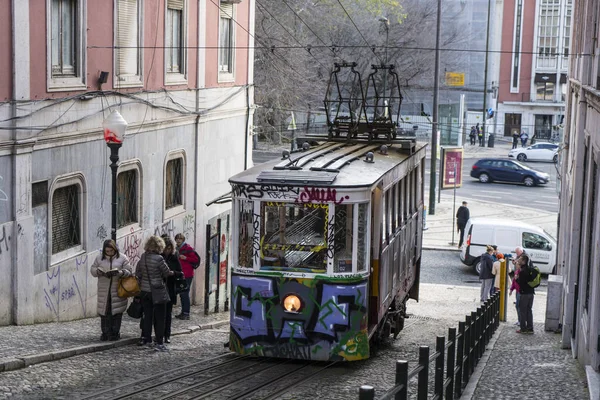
[296,187,349,205]
[121,231,142,265]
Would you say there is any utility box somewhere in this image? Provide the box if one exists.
[545,274,563,332]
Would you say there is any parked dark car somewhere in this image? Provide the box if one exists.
[470,158,550,187]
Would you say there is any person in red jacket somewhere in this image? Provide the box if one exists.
[174,233,199,320]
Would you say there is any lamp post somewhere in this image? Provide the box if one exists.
[103,110,128,242]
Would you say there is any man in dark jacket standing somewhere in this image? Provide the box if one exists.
[456,201,470,248]
[516,253,535,333]
[479,246,495,302]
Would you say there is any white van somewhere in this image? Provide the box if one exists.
[459,217,556,274]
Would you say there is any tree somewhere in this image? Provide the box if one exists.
[253,0,469,143]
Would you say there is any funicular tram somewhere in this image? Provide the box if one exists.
[228,63,427,362]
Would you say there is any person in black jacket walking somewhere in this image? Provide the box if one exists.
[479,246,495,302]
[456,201,470,248]
[161,235,184,344]
[516,254,535,334]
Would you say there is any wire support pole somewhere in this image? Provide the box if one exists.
[482,0,492,147]
[429,0,442,215]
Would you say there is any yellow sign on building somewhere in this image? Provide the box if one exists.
[445,72,465,87]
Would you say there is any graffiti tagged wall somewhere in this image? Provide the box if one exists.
[229,274,368,361]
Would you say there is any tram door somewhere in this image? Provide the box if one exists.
[368,186,382,328]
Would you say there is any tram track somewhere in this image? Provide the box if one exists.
[80,351,337,400]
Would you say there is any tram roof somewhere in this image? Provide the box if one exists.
[230,139,428,189]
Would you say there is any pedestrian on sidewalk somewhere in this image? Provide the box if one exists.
[520,131,529,147]
[479,245,495,302]
[136,235,174,351]
[516,253,535,334]
[161,235,183,344]
[456,201,470,248]
[476,123,483,146]
[509,257,522,326]
[90,239,133,341]
[469,126,476,145]
[512,131,519,149]
[175,233,200,320]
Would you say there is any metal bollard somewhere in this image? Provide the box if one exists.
[417,346,430,400]
[395,360,408,400]
[359,385,375,400]
[446,327,457,400]
[434,336,445,398]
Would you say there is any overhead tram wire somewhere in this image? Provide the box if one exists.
[85,42,591,59]
[335,0,383,64]
[207,0,307,81]
[280,0,337,56]
[255,0,329,70]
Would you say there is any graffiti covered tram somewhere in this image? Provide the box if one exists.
[228,139,426,361]
[227,62,424,361]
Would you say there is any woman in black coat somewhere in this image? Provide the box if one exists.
[161,236,184,343]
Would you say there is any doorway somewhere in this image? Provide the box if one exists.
[504,113,522,137]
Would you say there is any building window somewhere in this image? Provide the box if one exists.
[511,0,523,90]
[115,0,142,87]
[165,0,187,83]
[537,0,560,69]
[52,184,81,254]
[47,0,86,91]
[584,159,597,311]
[219,3,234,78]
[165,158,183,209]
[117,169,138,228]
[536,81,555,101]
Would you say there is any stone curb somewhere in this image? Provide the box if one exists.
[0,318,230,373]
[422,246,461,252]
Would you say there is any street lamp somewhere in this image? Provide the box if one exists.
[103,110,128,241]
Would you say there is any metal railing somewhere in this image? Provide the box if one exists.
[358,292,500,400]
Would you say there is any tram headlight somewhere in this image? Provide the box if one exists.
[282,294,302,313]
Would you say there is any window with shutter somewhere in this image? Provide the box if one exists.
[165,0,187,83]
[164,152,186,218]
[166,158,183,209]
[47,0,86,91]
[52,184,81,254]
[116,0,143,87]
[219,3,234,78]
[117,169,139,228]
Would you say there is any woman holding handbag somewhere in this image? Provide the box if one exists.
[90,240,132,341]
[161,235,184,343]
[135,235,174,351]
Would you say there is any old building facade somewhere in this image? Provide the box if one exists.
[0,0,255,325]
[558,0,600,390]
[496,0,572,140]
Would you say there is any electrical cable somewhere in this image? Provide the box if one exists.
[255,0,328,70]
[334,0,382,63]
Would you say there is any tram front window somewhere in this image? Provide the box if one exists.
[261,202,328,272]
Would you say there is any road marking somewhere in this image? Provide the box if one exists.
[534,201,558,205]
[471,194,497,198]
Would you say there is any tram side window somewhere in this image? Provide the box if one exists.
[385,188,394,240]
[416,165,422,207]
[260,202,328,272]
[238,200,255,268]
[410,169,417,214]
[334,204,354,273]
[392,183,398,233]
[381,193,387,246]
[357,203,368,271]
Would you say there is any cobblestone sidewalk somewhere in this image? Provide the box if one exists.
[0,306,228,372]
